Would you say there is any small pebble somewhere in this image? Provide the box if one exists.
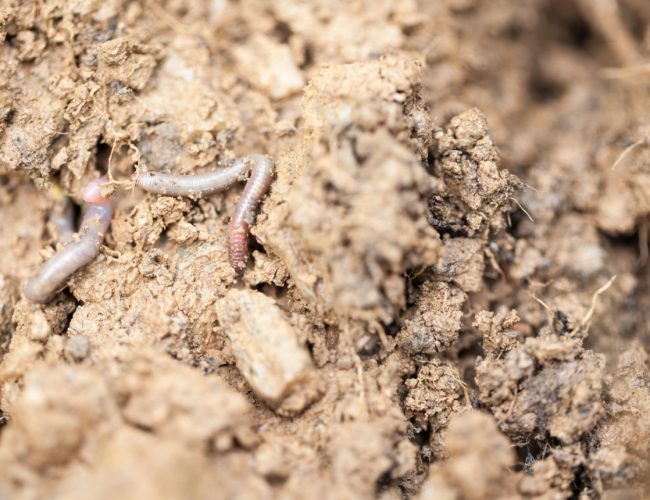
[64,335,90,362]
[216,289,323,414]
[29,311,51,341]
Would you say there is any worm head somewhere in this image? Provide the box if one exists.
[83,177,112,204]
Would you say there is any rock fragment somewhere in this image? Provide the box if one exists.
[216,289,323,414]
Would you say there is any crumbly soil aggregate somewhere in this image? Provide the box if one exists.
[1,1,650,498]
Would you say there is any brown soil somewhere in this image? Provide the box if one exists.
[1,1,650,498]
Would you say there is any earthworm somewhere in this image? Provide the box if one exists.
[24,177,115,303]
[135,155,274,271]
[133,157,252,199]
[227,155,274,270]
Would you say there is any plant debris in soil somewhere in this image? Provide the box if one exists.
[1,0,650,499]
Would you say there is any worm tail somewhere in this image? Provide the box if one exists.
[227,221,250,271]
[226,155,274,272]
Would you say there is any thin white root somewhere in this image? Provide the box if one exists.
[510,197,535,223]
[579,275,617,329]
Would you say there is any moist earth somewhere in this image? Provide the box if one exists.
[1,1,650,499]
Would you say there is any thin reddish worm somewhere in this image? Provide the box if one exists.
[24,177,115,303]
[134,155,274,270]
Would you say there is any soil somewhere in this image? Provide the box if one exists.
[1,0,650,499]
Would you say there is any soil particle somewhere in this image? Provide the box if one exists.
[590,346,650,495]
[117,351,249,446]
[397,281,466,354]
[509,238,544,282]
[0,350,252,499]
[517,455,570,497]
[51,428,271,500]
[25,308,50,341]
[95,36,160,91]
[329,419,416,499]
[476,333,605,444]
[432,108,521,237]
[0,362,120,471]
[433,236,486,293]
[473,308,521,356]
[403,359,464,454]
[418,411,517,500]
[0,274,16,359]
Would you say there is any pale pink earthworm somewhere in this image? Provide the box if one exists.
[133,157,252,199]
[134,155,274,271]
[24,177,115,303]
